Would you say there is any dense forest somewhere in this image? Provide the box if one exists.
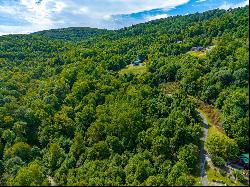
[0,6,249,186]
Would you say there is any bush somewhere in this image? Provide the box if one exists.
[4,142,31,162]
[233,170,246,183]
[205,130,239,160]
[211,156,225,168]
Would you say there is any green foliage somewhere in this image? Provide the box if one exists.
[142,174,167,186]
[0,6,248,186]
[69,132,86,158]
[87,141,110,160]
[205,130,239,161]
[217,88,249,151]
[33,27,111,42]
[43,143,65,173]
[211,156,226,168]
[4,142,31,162]
[1,129,15,145]
[7,161,48,186]
[124,151,155,185]
[233,170,246,183]
[177,144,199,172]
[167,161,194,186]
[3,157,26,182]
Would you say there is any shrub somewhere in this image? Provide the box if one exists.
[211,156,225,168]
[233,170,246,183]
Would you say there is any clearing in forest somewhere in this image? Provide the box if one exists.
[160,82,180,96]
[187,45,216,59]
[119,63,147,75]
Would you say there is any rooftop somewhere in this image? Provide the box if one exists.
[240,153,249,164]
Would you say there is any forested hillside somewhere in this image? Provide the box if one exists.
[0,6,248,186]
[33,27,112,42]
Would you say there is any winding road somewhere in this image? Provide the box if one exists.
[198,110,209,186]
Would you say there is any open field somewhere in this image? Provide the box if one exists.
[187,51,207,58]
[119,63,147,75]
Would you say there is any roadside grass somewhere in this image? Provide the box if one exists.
[198,109,224,139]
[193,177,202,186]
[189,96,225,134]
[119,63,147,75]
[206,163,245,186]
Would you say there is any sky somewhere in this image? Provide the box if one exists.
[0,0,248,35]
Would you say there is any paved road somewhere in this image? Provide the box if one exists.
[198,111,209,186]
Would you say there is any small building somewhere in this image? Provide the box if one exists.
[240,153,249,169]
[176,40,183,44]
[191,46,204,52]
[133,59,141,66]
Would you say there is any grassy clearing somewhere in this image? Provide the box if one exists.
[160,82,180,95]
[187,45,216,59]
[187,51,207,58]
[119,63,147,75]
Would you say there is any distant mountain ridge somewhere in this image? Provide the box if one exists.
[29,6,248,43]
[32,27,113,42]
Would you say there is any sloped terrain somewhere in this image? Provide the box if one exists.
[0,6,248,186]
